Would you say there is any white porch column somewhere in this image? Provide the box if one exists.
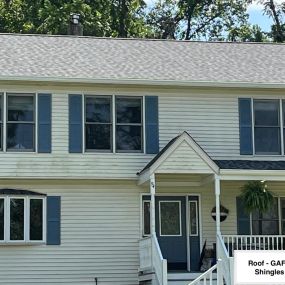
[150,173,156,235]
[215,174,221,235]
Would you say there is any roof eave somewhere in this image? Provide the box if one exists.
[1,76,285,89]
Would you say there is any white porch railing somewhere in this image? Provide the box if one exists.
[187,264,217,285]
[217,233,233,285]
[139,235,168,285]
[139,236,152,271]
[222,235,285,257]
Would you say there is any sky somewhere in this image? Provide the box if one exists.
[144,0,283,32]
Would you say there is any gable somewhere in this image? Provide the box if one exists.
[156,140,215,174]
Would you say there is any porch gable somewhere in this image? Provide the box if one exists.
[138,132,219,184]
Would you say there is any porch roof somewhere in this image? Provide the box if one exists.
[137,132,220,184]
[214,160,285,170]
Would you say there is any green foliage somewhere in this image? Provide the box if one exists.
[259,0,285,42]
[0,0,149,37]
[1,0,283,42]
[147,0,253,40]
[240,181,274,213]
[228,24,270,42]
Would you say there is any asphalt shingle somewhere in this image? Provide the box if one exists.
[0,34,285,84]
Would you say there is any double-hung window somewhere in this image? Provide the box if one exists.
[254,99,281,155]
[85,96,112,151]
[0,196,45,243]
[7,94,35,151]
[240,98,285,155]
[116,97,143,152]
[84,95,143,153]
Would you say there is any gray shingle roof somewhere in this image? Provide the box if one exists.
[0,34,285,84]
[215,160,285,170]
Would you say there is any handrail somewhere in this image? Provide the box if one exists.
[217,233,232,285]
[152,234,168,285]
[187,264,217,285]
[139,235,167,285]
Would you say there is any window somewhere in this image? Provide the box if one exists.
[7,94,35,151]
[189,201,198,236]
[84,95,143,153]
[252,198,279,235]
[0,196,45,243]
[254,99,281,155]
[143,200,150,236]
[116,97,143,152]
[159,201,181,236]
[85,96,112,151]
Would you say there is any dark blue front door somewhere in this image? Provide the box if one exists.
[155,196,187,270]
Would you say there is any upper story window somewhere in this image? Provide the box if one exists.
[0,195,46,243]
[7,94,35,151]
[84,95,143,153]
[239,98,285,156]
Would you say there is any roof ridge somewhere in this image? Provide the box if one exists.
[0,33,284,46]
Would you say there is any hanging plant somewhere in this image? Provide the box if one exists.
[240,181,274,213]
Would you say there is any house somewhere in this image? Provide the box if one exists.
[0,33,284,285]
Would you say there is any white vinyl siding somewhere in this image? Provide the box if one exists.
[0,180,141,285]
[0,85,283,179]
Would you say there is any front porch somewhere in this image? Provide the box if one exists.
[137,132,285,285]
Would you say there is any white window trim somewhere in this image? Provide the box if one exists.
[189,200,198,237]
[159,200,182,237]
[0,195,46,244]
[82,94,145,154]
[0,92,38,153]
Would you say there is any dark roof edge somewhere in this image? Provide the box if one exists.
[0,188,46,196]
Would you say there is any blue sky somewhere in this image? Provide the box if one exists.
[144,0,279,32]
[247,2,273,31]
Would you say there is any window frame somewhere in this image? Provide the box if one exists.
[6,93,36,152]
[0,195,46,244]
[83,94,145,154]
[189,200,198,236]
[0,92,38,153]
[142,200,151,236]
[253,99,282,155]
[84,95,113,153]
[115,96,144,153]
[159,200,182,237]
[241,98,285,156]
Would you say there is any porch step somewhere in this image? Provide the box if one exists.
[168,272,217,285]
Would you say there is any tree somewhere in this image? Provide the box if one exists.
[0,0,149,37]
[227,24,269,42]
[147,0,252,40]
[260,0,285,42]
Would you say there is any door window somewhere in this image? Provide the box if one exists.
[159,201,181,236]
[189,201,198,236]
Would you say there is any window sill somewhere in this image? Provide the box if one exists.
[0,241,46,246]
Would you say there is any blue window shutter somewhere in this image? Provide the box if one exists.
[239,98,253,155]
[69,95,82,153]
[236,197,250,235]
[145,96,159,154]
[38,94,52,153]
[47,196,61,245]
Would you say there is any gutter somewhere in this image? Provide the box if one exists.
[0,76,285,89]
